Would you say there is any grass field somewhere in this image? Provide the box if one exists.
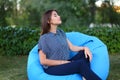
[0,54,120,80]
[0,56,28,80]
[107,54,120,80]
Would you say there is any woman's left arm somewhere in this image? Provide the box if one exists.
[67,39,92,61]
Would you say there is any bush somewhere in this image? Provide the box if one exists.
[83,27,120,54]
[63,26,120,54]
[0,26,39,56]
[0,26,120,55]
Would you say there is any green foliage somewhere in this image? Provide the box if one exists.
[83,27,120,54]
[63,26,120,54]
[0,26,39,56]
[21,0,91,27]
[0,0,14,26]
[95,5,120,24]
[0,26,120,55]
[1,0,120,27]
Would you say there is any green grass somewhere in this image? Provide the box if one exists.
[0,56,28,80]
[0,54,120,80]
[107,54,120,80]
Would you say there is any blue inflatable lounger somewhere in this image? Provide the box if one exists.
[27,32,109,80]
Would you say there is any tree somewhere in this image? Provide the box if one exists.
[94,1,120,25]
[19,0,92,27]
[0,0,13,27]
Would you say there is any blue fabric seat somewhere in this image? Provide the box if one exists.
[27,32,109,80]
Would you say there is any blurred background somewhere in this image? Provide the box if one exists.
[0,0,120,27]
[0,0,120,80]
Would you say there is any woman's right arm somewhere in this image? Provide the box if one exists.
[39,50,70,66]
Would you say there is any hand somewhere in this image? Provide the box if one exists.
[83,47,92,61]
[61,61,71,64]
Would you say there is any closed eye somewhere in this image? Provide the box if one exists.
[54,13,59,17]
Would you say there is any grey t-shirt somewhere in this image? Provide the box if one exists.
[38,29,70,68]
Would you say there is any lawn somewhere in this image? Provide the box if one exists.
[107,54,120,80]
[0,54,120,80]
[0,56,28,80]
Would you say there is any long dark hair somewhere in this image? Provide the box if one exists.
[41,9,57,35]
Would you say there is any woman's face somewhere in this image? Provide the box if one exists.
[49,11,62,25]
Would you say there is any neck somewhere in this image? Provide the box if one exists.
[50,25,58,33]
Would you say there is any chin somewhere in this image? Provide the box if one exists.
[55,21,62,25]
[59,21,62,24]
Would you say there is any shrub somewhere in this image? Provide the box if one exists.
[0,26,39,56]
[63,26,120,54]
[83,27,120,54]
[0,26,120,55]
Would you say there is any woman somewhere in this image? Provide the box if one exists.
[38,9,101,80]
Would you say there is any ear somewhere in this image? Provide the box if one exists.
[47,21,50,23]
[47,20,51,24]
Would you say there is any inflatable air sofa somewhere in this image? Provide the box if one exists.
[27,32,109,80]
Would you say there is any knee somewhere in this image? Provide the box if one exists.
[76,60,90,69]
